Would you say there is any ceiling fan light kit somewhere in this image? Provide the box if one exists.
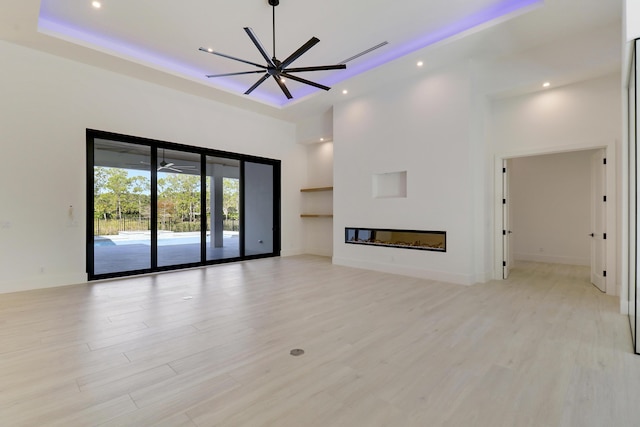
[200,0,346,100]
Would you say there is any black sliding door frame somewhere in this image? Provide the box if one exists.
[87,129,281,281]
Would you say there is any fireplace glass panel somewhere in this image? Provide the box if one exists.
[345,228,446,252]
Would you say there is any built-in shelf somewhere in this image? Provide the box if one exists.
[300,186,333,219]
[300,186,333,192]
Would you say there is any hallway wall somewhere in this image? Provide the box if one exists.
[510,150,595,266]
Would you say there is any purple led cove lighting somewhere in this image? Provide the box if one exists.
[38,0,541,107]
[37,17,285,106]
[292,0,542,100]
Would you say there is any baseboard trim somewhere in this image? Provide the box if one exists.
[332,257,474,286]
[281,249,305,257]
[514,253,590,266]
[0,272,88,295]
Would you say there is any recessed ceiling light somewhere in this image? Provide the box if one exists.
[92,1,101,8]
[320,138,324,142]
[417,61,424,67]
[543,82,551,88]
[342,89,348,95]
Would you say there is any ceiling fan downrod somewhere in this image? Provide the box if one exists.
[270,0,277,60]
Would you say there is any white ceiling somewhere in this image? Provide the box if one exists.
[0,0,623,122]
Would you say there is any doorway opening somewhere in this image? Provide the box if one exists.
[495,145,615,295]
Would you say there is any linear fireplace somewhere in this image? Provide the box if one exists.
[345,228,446,252]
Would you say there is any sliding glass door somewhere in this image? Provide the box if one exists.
[87,130,280,280]
[206,156,241,261]
[629,39,639,354]
[156,148,202,267]
[244,161,277,256]
[92,139,152,275]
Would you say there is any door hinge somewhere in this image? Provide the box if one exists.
[503,261,507,267]
[503,167,506,173]
[603,158,607,165]
[603,233,607,239]
[503,198,506,204]
[503,230,506,235]
[603,195,607,202]
[603,270,607,277]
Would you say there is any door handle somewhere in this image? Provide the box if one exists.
[589,233,595,237]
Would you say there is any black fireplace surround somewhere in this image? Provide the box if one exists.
[345,228,446,252]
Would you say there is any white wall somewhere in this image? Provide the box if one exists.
[0,40,304,294]
[626,0,640,41]
[490,73,621,293]
[490,74,621,155]
[333,63,477,285]
[510,151,594,266]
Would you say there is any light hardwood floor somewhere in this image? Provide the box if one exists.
[0,256,638,426]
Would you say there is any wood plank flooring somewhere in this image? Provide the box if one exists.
[0,256,637,426]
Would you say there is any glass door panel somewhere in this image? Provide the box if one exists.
[157,148,202,267]
[93,140,151,275]
[244,161,275,256]
[206,156,241,261]
[631,40,639,353]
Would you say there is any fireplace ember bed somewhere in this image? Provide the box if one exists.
[345,228,446,252]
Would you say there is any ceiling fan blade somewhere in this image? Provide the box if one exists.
[244,73,270,95]
[243,28,276,67]
[198,47,267,70]
[284,64,347,73]
[273,75,293,99]
[126,160,151,166]
[281,37,320,68]
[339,41,389,64]
[206,70,268,78]
[158,162,175,171]
[279,72,330,91]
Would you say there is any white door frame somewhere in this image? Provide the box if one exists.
[590,149,607,292]
[502,159,512,279]
[493,142,617,296]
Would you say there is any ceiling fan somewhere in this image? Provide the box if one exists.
[157,149,197,173]
[126,150,197,173]
[199,0,346,99]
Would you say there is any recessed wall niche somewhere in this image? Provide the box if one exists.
[373,171,407,198]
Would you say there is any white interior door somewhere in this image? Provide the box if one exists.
[502,159,512,279]
[590,149,606,292]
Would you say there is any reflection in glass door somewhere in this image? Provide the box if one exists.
[156,148,202,267]
[92,140,151,275]
[206,156,241,261]
[244,161,277,256]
